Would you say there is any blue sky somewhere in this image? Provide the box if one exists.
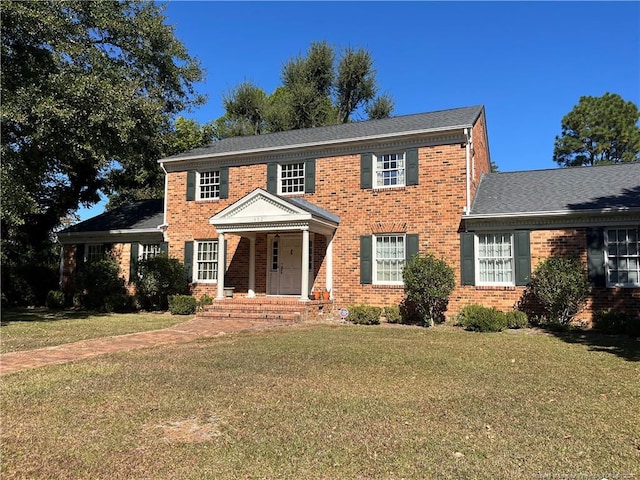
[78,1,639,220]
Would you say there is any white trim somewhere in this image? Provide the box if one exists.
[474,232,516,287]
[196,169,221,201]
[373,151,406,189]
[604,227,640,288]
[278,162,306,195]
[193,239,219,284]
[372,233,406,286]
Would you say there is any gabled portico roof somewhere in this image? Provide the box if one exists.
[210,188,340,235]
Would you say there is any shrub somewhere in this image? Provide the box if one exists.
[134,256,189,311]
[45,290,66,310]
[347,305,382,325]
[592,310,640,336]
[197,294,215,312]
[104,293,137,313]
[457,304,508,332]
[505,310,528,329]
[525,256,589,326]
[383,305,402,324]
[75,256,128,312]
[168,295,197,315]
[402,253,455,326]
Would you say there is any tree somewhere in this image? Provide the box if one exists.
[221,41,393,136]
[553,93,640,167]
[1,0,204,304]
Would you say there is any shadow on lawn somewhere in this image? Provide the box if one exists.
[547,330,640,362]
[0,308,108,326]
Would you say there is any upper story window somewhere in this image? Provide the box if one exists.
[375,152,405,188]
[85,244,104,262]
[280,162,305,194]
[477,233,514,285]
[198,170,221,200]
[140,243,161,261]
[605,227,639,287]
[374,234,406,285]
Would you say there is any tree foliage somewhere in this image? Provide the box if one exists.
[553,93,640,167]
[221,41,394,136]
[1,0,205,303]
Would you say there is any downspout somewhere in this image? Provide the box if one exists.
[464,128,471,214]
[159,162,169,241]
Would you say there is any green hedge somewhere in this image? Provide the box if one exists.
[457,304,508,332]
[347,305,382,325]
[168,295,196,315]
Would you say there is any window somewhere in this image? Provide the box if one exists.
[375,152,405,188]
[198,170,220,200]
[476,233,514,285]
[605,227,639,287]
[374,234,405,284]
[280,162,305,194]
[195,240,218,282]
[140,243,161,261]
[85,244,104,262]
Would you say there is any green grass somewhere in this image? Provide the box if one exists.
[0,309,187,353]
[1,324,638,479]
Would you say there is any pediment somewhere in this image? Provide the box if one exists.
[211,189,307,222]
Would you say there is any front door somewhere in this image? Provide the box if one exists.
[269,235,302,295]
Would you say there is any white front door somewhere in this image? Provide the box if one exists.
[269,236,302,295]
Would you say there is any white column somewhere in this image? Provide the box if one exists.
[301,229,309,301]
[216,233,225,300]
[248,236,256,298]
[325,233,334,299]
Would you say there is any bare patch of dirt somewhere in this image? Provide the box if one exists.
[149,415,224,443]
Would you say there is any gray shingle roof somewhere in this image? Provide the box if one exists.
[286,196,340,224]
[469,162,640,216]
[162,105,484,162]
[60,199,164,234]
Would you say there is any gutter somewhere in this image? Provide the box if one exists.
[463,206,640,220]
[159,162,169,237]
[464,128,471,214]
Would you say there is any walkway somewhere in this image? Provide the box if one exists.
[0,316,293,376]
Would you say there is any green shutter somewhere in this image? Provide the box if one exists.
[267,163,278,193]
[405,234,419,263]
[160,242,168,255]
[184,241,194,282]
[129,243,139,282]
[219,167,229,199]
[360,153,372,189]
[587,227,605,287]
[460,233,475,286]
[514,231,531,286]
[75,244,85,273]
[360,235,372,284]
[305,158,316,194]
[406,148,419,186]
[186,170,196,201]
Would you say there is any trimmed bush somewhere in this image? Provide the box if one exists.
[593,309,639,337]
[383,305,402,324]
[197,294,215,312]
[134,256,189,311]
[45,290,66,310]
[402,253,455,326]
[168,295,197,315]
[525,256,589,326]
[505,310,528,329]
[75,256,128,312]
[457,304,508,332]
[347,305,382,325]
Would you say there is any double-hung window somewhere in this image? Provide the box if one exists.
[280,162,305,194]
[374,234,405,284]
[198,170,221,200]
[140,243,161,261]
[375,152,405,188]
[196,240,218,282]
[605,227,640,287]
[85,244,104,262]
[476,233,514,285]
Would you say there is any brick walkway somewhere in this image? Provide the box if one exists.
[0,317,293,376]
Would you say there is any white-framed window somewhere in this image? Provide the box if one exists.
[476,233,514,285]
[279,162,305,194]
[375,152,405,188]
[85,244,104,262]
[605,227,639,287]
[195,240,218,282]
[140,243,161,261]
[198,170,221,200]
[374,234,405,285]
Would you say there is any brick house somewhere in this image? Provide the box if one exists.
[58,105,640,321]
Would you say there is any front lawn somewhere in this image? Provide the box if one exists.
[0,309,186,353]
[1,324,638,479]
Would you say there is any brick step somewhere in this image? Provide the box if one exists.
[197,310,301,322]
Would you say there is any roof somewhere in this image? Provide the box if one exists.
[59,199,164,234]
[286,196,341,224]
[469,162,640,216]
[161,105,484,162]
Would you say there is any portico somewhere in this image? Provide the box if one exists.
[210,188,340,301]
